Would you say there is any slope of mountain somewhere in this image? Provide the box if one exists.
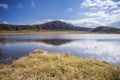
[40,21,92,31]
[0,21,120,33]
[92,26,120,33]
[0,21,92,31]
[0,24,37,31]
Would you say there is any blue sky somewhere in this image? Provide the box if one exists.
[0,0,120,28]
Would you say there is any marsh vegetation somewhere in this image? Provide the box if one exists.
[0,50,120,80]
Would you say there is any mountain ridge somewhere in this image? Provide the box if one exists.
[0,21,92,31]
[92,26,120,33]
[0,21,120,33]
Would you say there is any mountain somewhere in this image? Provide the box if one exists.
[40,21,92,31]
[0,21,120,33]
[0,21,92,31]
[92,26,120,33]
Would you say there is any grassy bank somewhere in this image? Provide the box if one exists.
[0,50,120,80]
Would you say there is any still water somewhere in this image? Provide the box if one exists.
[0,34,120,65]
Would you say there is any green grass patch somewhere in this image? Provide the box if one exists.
[0,50,120,80]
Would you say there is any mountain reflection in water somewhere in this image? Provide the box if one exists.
[0,38,74,46]
[0,34,120,65]
[0,38,75,64]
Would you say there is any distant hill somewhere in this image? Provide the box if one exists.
[40,21,92,31]
[0,21,92,31]
[92,26,120,33]
[0,21,120,33]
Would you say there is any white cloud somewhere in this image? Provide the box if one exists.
[16,3,23,8]
[80,0,120,27]
[85,11,120,26]
[2,21,9,24]
[31,0,35,8]
[67,8,73,11]
[106,13,120,23]
[84,10,120,26]
[85,11,109,18]
[60,18,106,28]
[111,9,120,14]
[80,0,120,10]
[0,3,8,10]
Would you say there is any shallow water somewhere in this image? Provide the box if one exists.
[0,34,120,65]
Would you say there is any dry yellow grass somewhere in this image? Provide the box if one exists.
[0,30,119,34]
[0,30,97,34]
[0,50,120,80]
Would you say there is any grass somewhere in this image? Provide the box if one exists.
[0,50,120,80]
[0,30,102,34]
[0,30,119,34]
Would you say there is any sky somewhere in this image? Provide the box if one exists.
[0,0,120,28]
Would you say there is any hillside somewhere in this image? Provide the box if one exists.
[92,26,120,33]
[40,21,92,31]
[0,50,120,80]
[0,21,120,34]
[0,21,92,31]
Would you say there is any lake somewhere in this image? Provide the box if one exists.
[0,34,120,65]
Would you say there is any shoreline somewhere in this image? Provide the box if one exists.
[0,30,119,34]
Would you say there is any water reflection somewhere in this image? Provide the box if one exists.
[0,48,2,56]
[59,40,120,64]
[3,34,120,39]
[0,38,75,64]
[0,34,120,65]
[0,38,74,46]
